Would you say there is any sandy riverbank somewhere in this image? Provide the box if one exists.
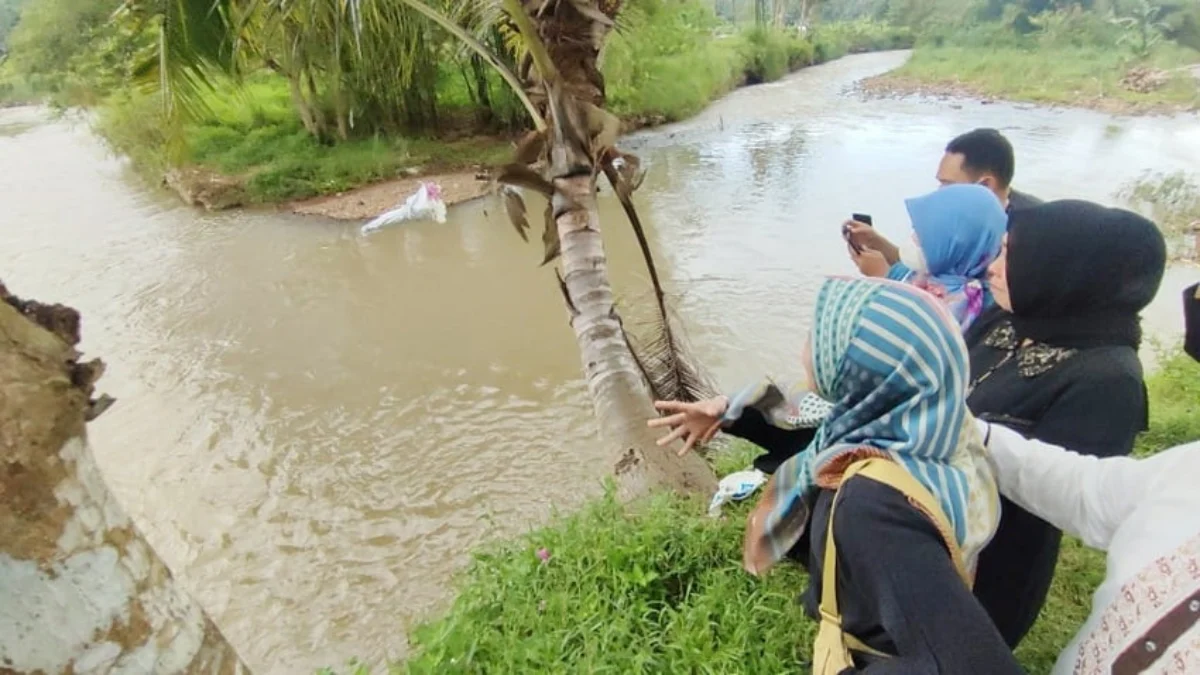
[289,170,495,221]
[859,65,1200,116]
[285,112,680,221]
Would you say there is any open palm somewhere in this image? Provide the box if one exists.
[647,397,729,457]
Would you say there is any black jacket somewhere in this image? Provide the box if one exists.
[965,306,1147,648]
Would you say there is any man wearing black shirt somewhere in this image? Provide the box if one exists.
[847,128,1042,265]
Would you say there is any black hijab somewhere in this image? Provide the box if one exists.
[1006,200,1166,349]
[1186,282,1200,362]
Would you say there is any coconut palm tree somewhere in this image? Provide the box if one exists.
[133,0,718,497]
[0,284,251,674]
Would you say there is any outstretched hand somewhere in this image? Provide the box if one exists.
[647,396,728,457]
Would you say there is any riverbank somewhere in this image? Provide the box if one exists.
[363,350,1197,674]
[91,20,912,220]
[863,41,1200,115]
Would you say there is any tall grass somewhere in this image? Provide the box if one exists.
[603,13,912,123]
[346,352,1200,674]
[94,76,511,203]
[888,8,1200,111]
[895,43,1200,110]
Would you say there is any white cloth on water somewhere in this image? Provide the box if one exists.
[361,182,447,234]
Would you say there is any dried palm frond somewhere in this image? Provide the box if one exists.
[621,293,718,404]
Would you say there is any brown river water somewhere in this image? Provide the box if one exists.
[2,51,1198,673]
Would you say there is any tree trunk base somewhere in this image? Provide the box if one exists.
[0,283,251,675]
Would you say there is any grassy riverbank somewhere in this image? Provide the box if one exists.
[316,349,1199,674]
[88,17,910,206]
[867,12,1200,113]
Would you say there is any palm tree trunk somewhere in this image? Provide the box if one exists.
[0,287,250,674]
[500,0,717,498]
[552,178,717,499]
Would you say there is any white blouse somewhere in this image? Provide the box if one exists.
[982,423,1200,674]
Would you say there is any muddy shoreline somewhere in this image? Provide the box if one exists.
[858,72,1200,117]
[284,114,674,221]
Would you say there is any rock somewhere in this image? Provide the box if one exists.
[163,168,247,211]
[1120,67,1169,94]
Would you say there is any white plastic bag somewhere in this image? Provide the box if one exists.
[707,468,768,518]
[361,181,448,235]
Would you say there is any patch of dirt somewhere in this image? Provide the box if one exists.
[1121,67,1169,94]
[163,168,247,211]
[289,170,494,221]
[858,73,1198,116]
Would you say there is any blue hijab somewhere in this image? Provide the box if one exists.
[747,277,999,567]
[896,184,1007,331]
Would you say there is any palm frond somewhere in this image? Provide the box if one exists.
[622,295,717,404]
[396,0,545,130]
[124,0,236,120]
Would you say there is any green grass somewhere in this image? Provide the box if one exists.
[314,351,1200,675]
[94,76,511,204]
[890,43,1200,112]
[603,18,911,124]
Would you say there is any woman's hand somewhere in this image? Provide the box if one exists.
[850,243,891,278]
[844,221,900,264]
[743,478,779,576]
[647,396,728,457]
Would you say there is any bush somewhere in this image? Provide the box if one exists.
[603,0,747,121]
[786,37,817,69]
[813,19,916,54]
[741,27,791,83]
[1118,170,1200,258]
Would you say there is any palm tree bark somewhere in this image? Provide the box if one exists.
[513,0,717,498]
[0,285,250,674]
[553,175,717,499]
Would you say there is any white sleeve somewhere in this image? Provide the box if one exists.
[983,423,1156,550]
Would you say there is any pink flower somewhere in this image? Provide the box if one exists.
[536,547,551,563]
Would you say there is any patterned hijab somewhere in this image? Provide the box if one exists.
[898,184,1007,332]
[751,277,1000,570]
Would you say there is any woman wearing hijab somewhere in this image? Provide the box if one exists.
[651,277,1019,672]
[729,184,1008,477]
[965,200,1168,648]
[850,183,1007,332]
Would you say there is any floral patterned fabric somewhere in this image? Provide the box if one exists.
[1073,532,1200,674]
[982,320,1079,378]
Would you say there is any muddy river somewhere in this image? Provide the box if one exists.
[2,51,1197,673]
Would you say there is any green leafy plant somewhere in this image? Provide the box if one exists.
[1111,0,1171,57]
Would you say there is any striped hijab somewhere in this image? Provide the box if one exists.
[754,277,999,569]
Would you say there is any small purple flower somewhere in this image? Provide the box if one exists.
[536,547,551,563]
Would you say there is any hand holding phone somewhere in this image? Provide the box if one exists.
[844,213,873,254]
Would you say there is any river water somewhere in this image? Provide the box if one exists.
[2,51,1198,673]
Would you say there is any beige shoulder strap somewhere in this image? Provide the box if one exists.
[811,457,969,674]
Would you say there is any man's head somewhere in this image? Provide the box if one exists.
[937,128,1016,205]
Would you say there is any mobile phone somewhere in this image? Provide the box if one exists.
[852,213,873,226]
